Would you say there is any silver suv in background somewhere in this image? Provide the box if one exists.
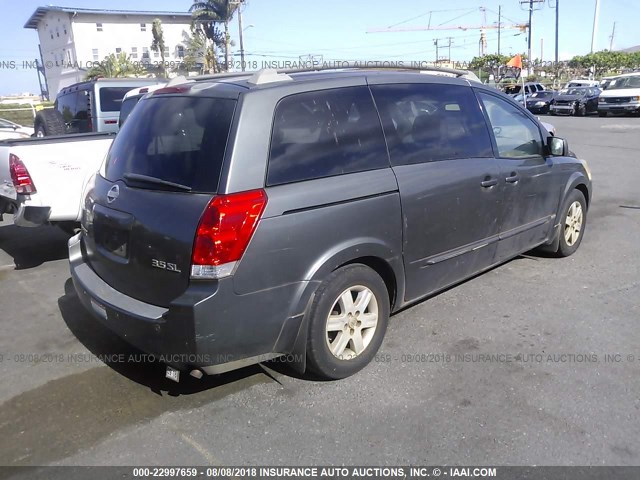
[69,67,592,381]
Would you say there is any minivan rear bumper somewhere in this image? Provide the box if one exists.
[68,233,306,374]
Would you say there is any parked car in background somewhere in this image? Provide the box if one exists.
[34,78,165,137]
[69,68,591,382]
[0,118,34,140]
[550,87,601,116]
[599,75,620,90]
[504,82,546,98]
[119,83,168,127]
[526,91,557,114]
[563,79,599,89]
[597,72,640,117]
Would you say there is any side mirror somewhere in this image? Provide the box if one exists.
[548,136,569,156]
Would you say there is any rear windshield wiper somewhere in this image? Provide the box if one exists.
[123,173,192,192]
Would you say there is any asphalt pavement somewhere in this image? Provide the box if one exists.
[0,115,638,467]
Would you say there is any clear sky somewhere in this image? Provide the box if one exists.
[0,0,638,95]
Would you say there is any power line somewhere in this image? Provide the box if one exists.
[387,7,477,29]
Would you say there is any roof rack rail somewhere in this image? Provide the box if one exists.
[191,71,255,82]
[246,69,294,85]
[183,63,480,86]
[275,62,475,79]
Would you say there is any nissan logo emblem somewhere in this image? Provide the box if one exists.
[107,185,120,203]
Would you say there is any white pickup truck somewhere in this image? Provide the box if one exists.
[0,133,114,231]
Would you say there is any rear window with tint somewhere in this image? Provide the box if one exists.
[267,86,389,186]
[104,96,236,193]
[99,87,136,112]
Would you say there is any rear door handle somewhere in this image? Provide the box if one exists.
[505,173,520,183]
[481,178,498,188]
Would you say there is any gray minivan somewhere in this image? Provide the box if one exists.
[69,68,592,380]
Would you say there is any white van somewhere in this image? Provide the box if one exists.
[597,72,640,117]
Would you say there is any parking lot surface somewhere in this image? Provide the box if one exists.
[0,115,639,467]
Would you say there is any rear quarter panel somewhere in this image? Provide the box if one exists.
[233,169,405,318]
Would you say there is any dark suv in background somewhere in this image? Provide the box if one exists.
[69,68,592,381]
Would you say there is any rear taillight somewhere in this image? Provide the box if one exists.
[9,154,36,194]
[191,189,268,280]
[153,85,193,95]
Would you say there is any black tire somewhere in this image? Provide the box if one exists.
[56,222,81,236]
[556,189,587,257]
[34,109,66,137]
[577,104,586,117]
[598,111,607,117]
[306,264,390,379]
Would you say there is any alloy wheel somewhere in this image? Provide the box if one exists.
[325,285,379,360]
[564,201,583,247]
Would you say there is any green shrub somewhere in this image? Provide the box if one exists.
[0,103,50,127]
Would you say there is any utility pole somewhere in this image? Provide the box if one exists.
[520,0,545,74]
[237,0,245,71]
[526,0,533,72]
[591,0,601,53]
[609,21,616,51]
[497,5,502,56]
[447,37,453,62]
[434,38,439,63]
[555,0,559,65]
[590,0,601,79]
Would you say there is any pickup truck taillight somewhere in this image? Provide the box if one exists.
[191,189,267,280]
[9,154,36,194]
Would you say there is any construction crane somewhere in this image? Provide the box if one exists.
[366,7,528,57]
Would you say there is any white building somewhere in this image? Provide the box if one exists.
[25,6,193,97]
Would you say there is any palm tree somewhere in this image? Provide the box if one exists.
[86,53,146,79]
[190,0,239,71]
[181,28,219,74]
[151,18,166,76]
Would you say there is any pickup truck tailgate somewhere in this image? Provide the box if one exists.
[0,133,114,222]
[0,146,16,200]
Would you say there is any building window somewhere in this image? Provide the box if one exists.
[96,23,103,32]
[142,47,149,61]
[131,47,138,59]
[140,23,146,32]
[63,25,67,34]
[92,48,99,61]
[164,46,170,57]
[153,49,159,58]
[116,47,122,54]
[176,45,184,58]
